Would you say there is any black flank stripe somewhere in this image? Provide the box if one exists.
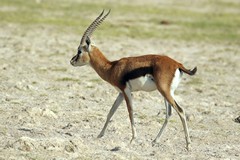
[120,67,153,85]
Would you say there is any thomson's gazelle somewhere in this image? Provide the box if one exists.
[70,10,197,150]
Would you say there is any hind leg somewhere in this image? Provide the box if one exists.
[153,69,191,150]
[173,100,191,150]
[152,98,172,144]
[156,98,168,116]
[163,93,191,150]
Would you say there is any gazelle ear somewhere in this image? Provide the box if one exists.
[85,36,91,52]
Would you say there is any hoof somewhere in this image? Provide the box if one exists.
[97,133,104,138]
[186,143,191,151]
[151,140,157,146]
[130,137,136,144]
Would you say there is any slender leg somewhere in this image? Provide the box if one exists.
[152,98,172,144]
[122,87,137,143]
[174,100,191,150]
[163,96,191,150]
[164,94,191,150]
[153,69,191,150]
[97,93,124,138]
[157,98,168,116]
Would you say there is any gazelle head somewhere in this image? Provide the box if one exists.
[70,10,111,67]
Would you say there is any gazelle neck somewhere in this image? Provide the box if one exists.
[89,45,112,82]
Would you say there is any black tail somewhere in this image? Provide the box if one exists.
[180,66,197,76]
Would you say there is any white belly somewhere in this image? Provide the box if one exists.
[127,74,157,92]
[125,69,182,93]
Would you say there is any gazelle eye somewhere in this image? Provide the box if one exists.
[77,49,82,55]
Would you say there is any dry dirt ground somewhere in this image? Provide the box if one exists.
[0,7,240,160]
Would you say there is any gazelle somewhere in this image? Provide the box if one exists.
[70,10,197,150]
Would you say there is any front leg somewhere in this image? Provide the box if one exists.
[122,87,137,143]
[98,93,124,138]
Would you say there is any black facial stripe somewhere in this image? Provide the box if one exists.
[75,54,80,60]
[120,67,153,85]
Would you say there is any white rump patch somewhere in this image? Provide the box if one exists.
[170,69,182,97]
[127,74,157,92]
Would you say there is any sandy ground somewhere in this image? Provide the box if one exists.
[0,20,240,159]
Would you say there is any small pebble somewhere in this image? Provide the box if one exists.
[110,146,121,152]
[234,116,240,123]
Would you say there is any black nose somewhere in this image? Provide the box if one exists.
[70,55,77,65]
[70,59,74,65]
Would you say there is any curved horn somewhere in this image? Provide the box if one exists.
[79,10,105,46]
[79,9,111,46]
[87,9,111,38]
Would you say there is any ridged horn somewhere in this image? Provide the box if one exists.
[79,9,111,46]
